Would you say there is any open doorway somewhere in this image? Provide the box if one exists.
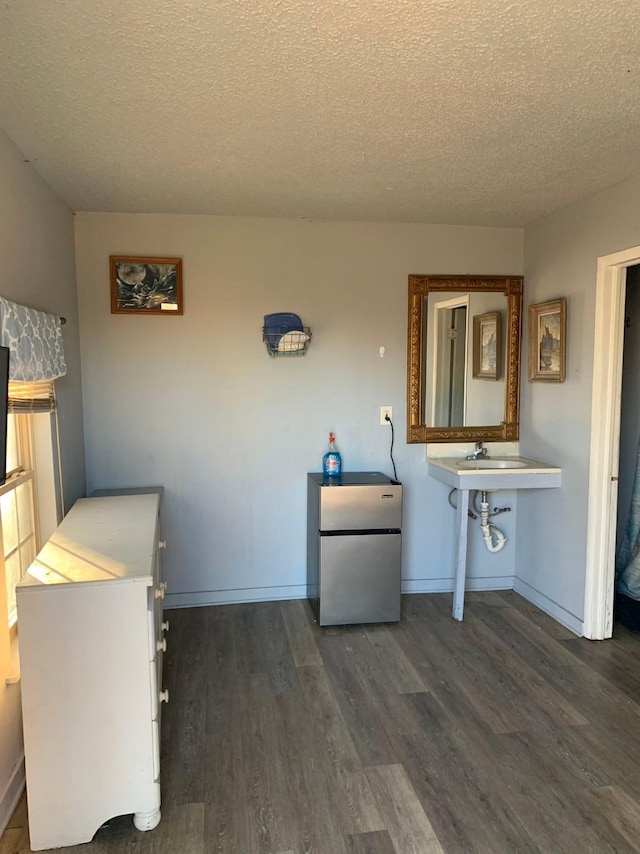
[585,246,640,639]
[613,265,640,632]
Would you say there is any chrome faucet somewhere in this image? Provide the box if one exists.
[466,442,488,460]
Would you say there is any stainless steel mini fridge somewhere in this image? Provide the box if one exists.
[307,472,403,626]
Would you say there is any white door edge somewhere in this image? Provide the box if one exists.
[584,246,640,639]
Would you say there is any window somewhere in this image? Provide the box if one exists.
[1,413,38,629]
[0,376,60,681]
[1,415,38,636]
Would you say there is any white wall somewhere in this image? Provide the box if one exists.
[74,214,523,607]
[520,172,640,632]
[0,129,85,829]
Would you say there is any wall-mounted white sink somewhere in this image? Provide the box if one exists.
[428,456,562,490]
[458,458,529,469]
[428,454,562,624]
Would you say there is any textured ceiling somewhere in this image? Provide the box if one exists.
[1,0,640,226]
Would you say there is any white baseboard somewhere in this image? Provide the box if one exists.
[166,578,515,609]
[0,756,25,838]
[401,576,514,594]
[513,577,583,636]
[165,584,308,609]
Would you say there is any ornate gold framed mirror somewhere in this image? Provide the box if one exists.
[407,274,523,443]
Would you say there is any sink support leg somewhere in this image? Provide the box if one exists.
[453,488,469,620]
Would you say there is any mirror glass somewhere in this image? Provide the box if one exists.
[407,275,523,443]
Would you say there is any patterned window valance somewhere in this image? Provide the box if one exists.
[0,297,66,382]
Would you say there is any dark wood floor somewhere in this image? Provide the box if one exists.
[4,591,640,853]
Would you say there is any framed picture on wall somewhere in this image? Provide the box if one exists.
[472,311,501,380]
[110,256,183,315]
[528,298,566,381]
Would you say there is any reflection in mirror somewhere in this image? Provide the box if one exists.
[407,275,523,443]
[430,295,468,427]
[427,291,507,428]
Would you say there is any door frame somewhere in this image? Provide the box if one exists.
[584,245,640,639]
[431,295,469,427]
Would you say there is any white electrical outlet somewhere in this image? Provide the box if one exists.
[380,405,393,425]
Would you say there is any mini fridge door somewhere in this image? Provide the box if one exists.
[319,484,402,532]
[318,532,401,626]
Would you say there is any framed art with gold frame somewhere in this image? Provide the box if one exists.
[472,311,501,380]
[528,298,566,382]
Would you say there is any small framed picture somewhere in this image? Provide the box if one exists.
[528,298,566,382]
[472,311,501,380]
[110,256,183,315]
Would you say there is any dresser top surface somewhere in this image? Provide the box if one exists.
[17,493,161,592]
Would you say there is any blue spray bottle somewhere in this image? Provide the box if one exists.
[322,432,342,477]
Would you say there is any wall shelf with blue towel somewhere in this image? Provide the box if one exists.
[263,313,312,358]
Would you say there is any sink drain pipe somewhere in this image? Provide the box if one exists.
[479,491,507,553]
[448,489,509,553]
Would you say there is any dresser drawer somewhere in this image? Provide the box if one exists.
[147,585,168,661]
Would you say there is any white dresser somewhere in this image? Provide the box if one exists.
[16,490,168,851]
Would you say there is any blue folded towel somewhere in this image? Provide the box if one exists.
[263,313,303,349]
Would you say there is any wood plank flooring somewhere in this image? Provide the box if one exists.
[4,591,640,853]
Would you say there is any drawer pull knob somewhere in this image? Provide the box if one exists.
[159,689,169,704]
[162,620,170,632]
[158,540,167,550]
[156,638,167,653]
